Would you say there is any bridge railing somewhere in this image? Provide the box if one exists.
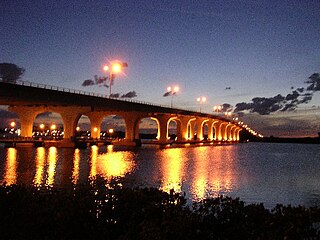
[2,79,182,109]
[0,79,229,119]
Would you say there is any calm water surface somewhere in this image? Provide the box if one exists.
[0,142,319,208]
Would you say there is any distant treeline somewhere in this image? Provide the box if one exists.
[0,179,319,239]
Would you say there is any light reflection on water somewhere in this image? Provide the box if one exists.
[159,148,185,193]
[0,143,320,208]
[3,148,17,185]
[89,145,135,180]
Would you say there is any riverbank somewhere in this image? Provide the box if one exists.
[1,180,319,239]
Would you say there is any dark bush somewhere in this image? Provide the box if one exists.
[0,179,319,239]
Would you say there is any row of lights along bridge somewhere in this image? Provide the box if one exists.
[96,60,262,138]
[1,60,262,139]
[100,61,241,120]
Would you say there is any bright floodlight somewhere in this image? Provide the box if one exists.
[103,65,109,72]
[39,123,45,129]
[112,63,122,73]
[173,86,179,92]
[10,121,16,128]
[167,86,172,92]
[51,124,56,130]
[202,97,206,102]
[197,97,201,102]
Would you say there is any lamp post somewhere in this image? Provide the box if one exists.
[166,86,179,108]
[103,62,128,97]
[213,105,222,113]
[197,97,206,113]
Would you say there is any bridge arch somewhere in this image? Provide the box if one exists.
[138,117,160,140]
[75,114,91,139]
[167,117,181,141]
[186,118,196,140]
[100,114,126,140]
[33,111,64,139]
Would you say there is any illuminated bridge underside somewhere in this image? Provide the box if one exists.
[0,82,242,145]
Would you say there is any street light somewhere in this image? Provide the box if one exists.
[103,61,128,97]
[213,105,222,113]
[197,97,206,112]
[108,128,114,139]
[10,121,16,128]
[166,86,179,108]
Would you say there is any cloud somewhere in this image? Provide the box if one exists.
[305,73,320,91]
[163,92,171,97]
[121,91,137,98]
[222,103,233,112]
[81,79,95,87]
[234,72,319,115]
[110,93,120,98]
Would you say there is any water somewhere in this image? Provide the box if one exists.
[0,142,319,208]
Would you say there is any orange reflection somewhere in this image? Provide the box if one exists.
[191,146,236,201]
[160,148,185,193]
[3,148,17,185]
[72,149,80,184]
[33,147,46,186]
[89,145,135,179]
[192,147,209,200]
[46,147,57,187]
[90,145,98,178]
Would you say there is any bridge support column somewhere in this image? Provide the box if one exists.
[58,107,90,140]
[123,113,142,142]
[207,120,216,141]
[235,128,242,141]
[178,117,191,141]
[195,118,206,140]
[87,112,105,139]
[156,115,172,143]
[9,106,38,138]
[230,126,237,141]
[220,122,228,141]
[213,121,221,140]
[226,124,233,141]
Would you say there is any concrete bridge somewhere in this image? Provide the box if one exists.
[0,80,242,146]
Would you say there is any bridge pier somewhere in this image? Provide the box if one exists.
[87,112,105,139]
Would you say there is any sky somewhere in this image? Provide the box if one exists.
[1,0,320,137]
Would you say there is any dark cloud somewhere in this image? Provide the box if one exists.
[110,93,120,98]
[121,91,137,98]
[285,90,299,101]
[81,79,95,87]
[222,103,232,111]
[234,72,319,115]
[163,92,171,97]
[305,73,320,91]
[297,87,304,93]
[82,75,108,87]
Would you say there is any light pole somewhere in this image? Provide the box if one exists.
[103,62,128,97]
[197,97,206,113]
[166,86,179,108]
[213,105,222,114]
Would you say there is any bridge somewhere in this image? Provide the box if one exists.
[0,80,243,147]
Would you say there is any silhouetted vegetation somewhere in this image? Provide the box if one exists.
[0,63,25,83]
[0,179,319,239]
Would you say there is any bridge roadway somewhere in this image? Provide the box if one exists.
[0,81,242,147]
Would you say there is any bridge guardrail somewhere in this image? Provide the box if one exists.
[0,79,232,121]
[2,79,181,109]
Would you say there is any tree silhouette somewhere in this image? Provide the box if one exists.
[0,63,25,83]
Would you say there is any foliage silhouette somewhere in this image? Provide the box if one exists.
[0,178,319,239]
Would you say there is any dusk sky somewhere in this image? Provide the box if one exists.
[1,0,320,137]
